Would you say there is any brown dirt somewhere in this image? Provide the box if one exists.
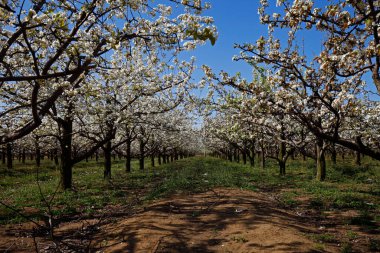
[0,188,377,252]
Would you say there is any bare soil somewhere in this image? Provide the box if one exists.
[0,188,378,252]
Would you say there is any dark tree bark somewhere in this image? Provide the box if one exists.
[242,147,247,165]
[260,151,265,169]
[228,148,233,162]
[22,148,26,164]
[331,144,337,165]
[316,139,326,181]
[250,140,255,167]
[278,125,287,175]
[6,143,12,170]
[158,153,162,165]
[139,138,145,171]
[53,148,59,166]
[125,139,132,173]
[60,118,73,190]
[18,149,21,162]
[35,137,41,167]
[279,140,286,176]
[355,150,361,166]
[234,149,239,163]
[103,141,112,179]
[2,145,6,164]
[163,148,167,164]
[151,153,155,168]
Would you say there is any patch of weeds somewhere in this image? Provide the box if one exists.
[369,239,380,252]
[212,227,219,235]
[241,184,257,192]
[313,243,325,251]
[230,235,248,243]
[334,164,369,177]
[279,192,299,208]
[349,211,376,228]
[190,210,201,218]
[51,205,77,216]
[112,190,126,198]
[333,194,368,209]
[346,231,358,240]
[309,197,325,209]
[309,233,336,243]
[145,185,169,200]
[340,242,353,253]
[0,208,29,224]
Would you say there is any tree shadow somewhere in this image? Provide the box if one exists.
[91,188,323,252]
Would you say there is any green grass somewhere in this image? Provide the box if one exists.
[0,156,379,226]
[308,233,336,243]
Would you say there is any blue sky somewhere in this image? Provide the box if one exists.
[186,0,263,81]
[183,1,324,89]
[183,0,379,100]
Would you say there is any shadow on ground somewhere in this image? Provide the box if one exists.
[92,188,329,253]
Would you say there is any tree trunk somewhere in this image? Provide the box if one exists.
[151,153,155,168]
[103,141,112,179]
[331,144,337,165]
[260,148,265,170]
[158,153,162,165]
[6,143,12,170]
[35,138,41,167]
[279,142,286,176]
[250,141,255,167]
[2,145,5,164]
[125,139,132,173]
[139,138,145,171]
[242,144,247,165]
[22,148,26,164]
[54,148,59,166]
[279,160,286,176]
[355,150,361,166]
[316,139,326,181]
[60,119,73,190]
[228,149,233,162]
[234,149,239,163]
[278,124,287,175]
[163,149,167,164]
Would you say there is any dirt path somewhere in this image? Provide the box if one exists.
[0,188,346,252]
[92,188,330,253]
